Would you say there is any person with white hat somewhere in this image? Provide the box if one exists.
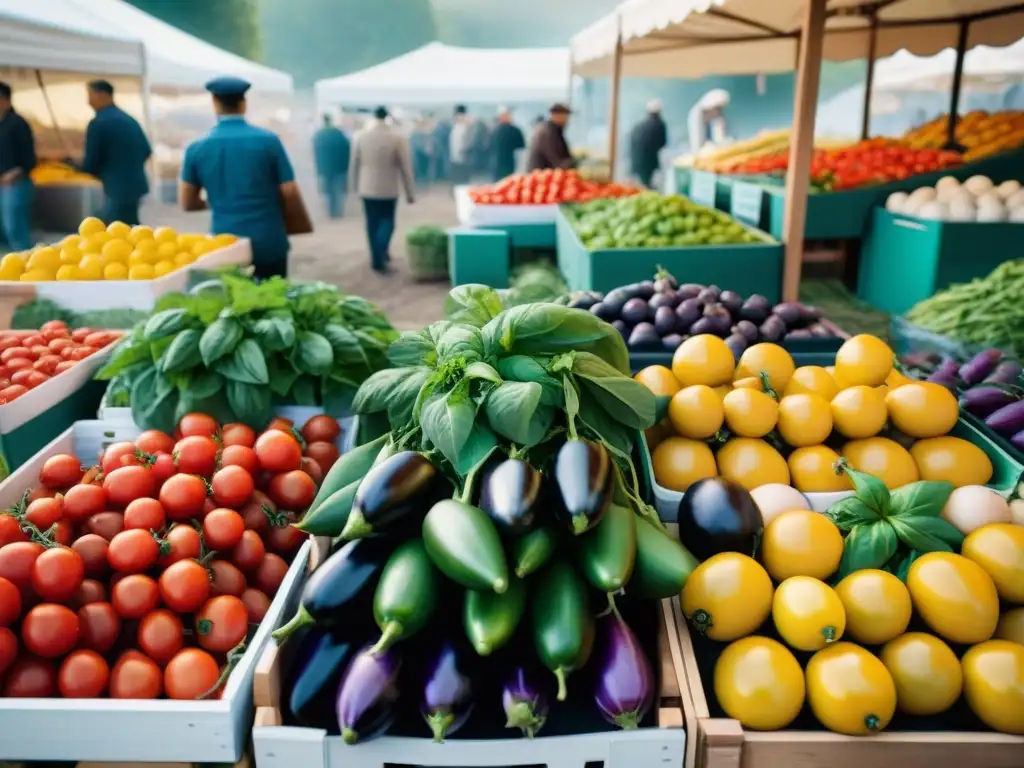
[687,88,731,155]
[629,98,668,189]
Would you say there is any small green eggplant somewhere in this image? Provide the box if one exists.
[578,502,636,593]
[628,515,699,598]
[422,500,509,593]
[510,524,558,578]
[530,559,594,701]
[463,577,526,656]
[372,539,440,653]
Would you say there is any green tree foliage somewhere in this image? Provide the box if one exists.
[259,0,438,87]
[125,0,262,61]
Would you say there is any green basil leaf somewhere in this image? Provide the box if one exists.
[889,481,955,519]
[836,521,898,580]
[161,329,203,373]
[896,549,922,582]
[216,339,269,385]
[578,405,635,457]
[322,376,357,418]
[465,361,502,384]
[386,328,438,368]
[323,324,370,372]
[353,366,432,416]
[484,382,542,444]
[226,380,272,428]
[443,284,504,328]
[889,516,963,553]
[268,357,300,397]
[199,317,244,366]
[386,366,431,427]
[189,371,224,400]
[296,331,335,375]
[826,496,881,532]
[420,385,477,468]
[96,332,152,379]
[842,463,891,519]
[496,355,562,406]
[130,368,177,433]
[289,376,318,406]
[574,352,656,430]
[337,295,394,331]
[143,308,191,340]
[451,423,500,475]
[436,324,484,365]
[252,316,296,352]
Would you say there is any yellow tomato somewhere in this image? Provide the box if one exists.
[651,437,717,492]
[0,253,26,274]
[668,385,724,439]
[762,510,844,581]
[103,263,129,280]
[712,384,732,401]
[133,236,158,252]
[961,523,1024,603]
[681,553,773,642]
[772,576,846,651]
[156,242,179,261]
[192,239,215,257]
[885,382,959,438]
[834,334,894,388]
[713,636,805,730]
[0,263,22,281]
[830,385,888,439]
[129,263,156,280]
[777,393,833,448]
[806,642,897,735]
[716,438,790,490]
[734,343,795,391]
[722,388,778,438]
[174,251,197,266]
[834,569,911,646]
[78,216,106,236]
[78,256,104,280]
[906,552,999,644]
[82,231,111,254]
[153,260,176,277]
[127,251,151,269]
[731,376,762,390]
[27,247,61,273]
[961,640,1024,734]
[106,221,131,239]
[885,368,914,389]
[59,245,81,265]
[787,445,851,493]
[153,226,179,244]
[783,365,839,401]
[211,233,237,247]
[995,607,1024,645]
[128,225,154,244]
[672,335,735,388]
[101,238,132,263]
[881,633,962,716]
[20,269,54,282]
[910,436,994,487]
[55,265,81,281]
[634,365,681,397]
[841,437,919,489]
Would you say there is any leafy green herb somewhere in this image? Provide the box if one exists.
[836,521,898,580]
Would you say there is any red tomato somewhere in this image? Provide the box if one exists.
[231,529,266,573]
[71,534,109,577]
[2,656,56,697]
[254,430,303,473]
[31,547,84,602]
[0,384,28,403]
[240,490,275,534]
[39,453,83,489]
[301,415,341,443]
[136,430,176,455]
[0,540,45,592]
[269,470,316,511]
[300,457,324,485]
[77,602,121,653]
[107,529,160,573]
[222,423,256,447]
[0,575,21,625]
[102,441,138,474]
[220,445,259,476]
[138,609,184,666]
[123,497,166,531]
[159,559,210,613]
[24,497,63,530]
[48,338,74,355]
[83,332,113,348]
[177,413,220,439]
[196,595,248,653]
[304,441,339,471]
[174,435,218,476]
[165,647,221,700]
[21,334,43,347]
[202,496,218,518]
[33,355,61,375]
[149,452,177,486]
[62,483,106,522]
[27,485,54,502]
[265,517,304,556]
[159,524,201,567]
[0,514,28,546]
[111,574,160,619]
[253,552,289,597]
[203,508,244,550]
[82,511,125,541]
[110,651,162,699]
[158,474,208,519]
[0,626,16,675]
[50,518,73,546]
[22,603,79,658]
[68,347,97,361]
[266,416,294,433]
[69,578,106,608]
[1,347,32,363]
[211,465,254,508]
[54,360,76,374]
[241,588,271,622]
[103,465,155,507]
[59,649,110,698]
[209,559,247,597]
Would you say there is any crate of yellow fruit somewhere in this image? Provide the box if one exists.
[0,217,251,311]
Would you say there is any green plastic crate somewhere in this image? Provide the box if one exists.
[858,208,1023,315]
[555,208,784,301]
[447,227,511,288]
[688,170,734,211]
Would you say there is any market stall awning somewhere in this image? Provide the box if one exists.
[572,0,1024,78]
[0,0,292,94]
[315,42,571,107]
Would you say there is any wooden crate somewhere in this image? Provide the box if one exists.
[250,540,689,768]
[671,600,1024,768]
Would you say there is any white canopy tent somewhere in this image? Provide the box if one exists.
[315,42,570,108]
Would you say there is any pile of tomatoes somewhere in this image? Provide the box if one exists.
[468,169,640,205]
[0,411,342,701]
[0,321,122,405]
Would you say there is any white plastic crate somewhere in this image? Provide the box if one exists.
[0,419,314,763]
[454,185,560,228]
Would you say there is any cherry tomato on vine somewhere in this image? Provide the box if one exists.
[159,474,208,520]
[301,415,341,444]
[266,416,293,433]
[159,524,201,567]
[269,470,316,510]
[304,441,339,471]
[0,540,44,591]
[221,423,256,448]
[24,497,63,530]
[241,588,271,622]
[111,574,160,619]
[77,602,121,653]
[240,490,275,534]
[254,430,303,473]
[300,457,324,485]
[124,497,166,531]
[203,508,245,550]
[254,552,289,597]
[135,430,175,455]
[110,651,162,699]
[103,465,155,507]
[31,547,84,602]
[39,453,83,489]
[108,529,161,573]
[149,451,177,486]
[221,445,259,476]
[62,483,106,523]
[82,511,125,541]
[265,518,304,556]
[196,595,248,653]
[2,657,56,697]
[0,576,21,625]
[232,530,266,573]
[138,609,184,665]
[165,648,221,700]
[211,465,254,508]
[159,559,210,613]
[0,514,28,546]
[178,413,219,439]
[174,435,219,476]
[209,559,247,597]
[101,442,138,474]
[69,578,106,608]
[59,650,110,698]
[71,534,109,577]
[22,603,79,658]
[51,519,73,546]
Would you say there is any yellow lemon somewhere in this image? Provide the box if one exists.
[101,238,133,263]
[82,232,111,254]
[133,237,158,252]
[78,216,106,236]
[55,264,81,281]
[0,253,26,274]
[153,226,178,244]
[835,569,912,646]
[784,365,839,400]
[806,642,897,735]
[841,437,919,489]
[106,221,131,238]
[762,509,844,581]
[0,263,23,281]
[103,262,129,280]
[153,260,177,277]
[78,258,103,280]
[722,388,778,438]
[910,436,994,488]
[885,368,914,389]
[191,239,215,257]
[716,438,790,490]
[881,632,962,716]
[174,251,197,266]
[830,385,888,439]
[772,576,846,651]
[961,523,1024,603]
[156,242,179,261]
[671,335,735,388]
[907,552,999,645]
[668,385,724,439]
[59,244,82,265]
[129,263,156,280]
[20,269,55,282]
[776,393,833,448]
[633,365,681,397]
[27,247,62,272]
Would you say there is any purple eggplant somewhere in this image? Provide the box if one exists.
[555,439,612,534]
[611,319,630,340]
[661,334,684,351]
[421,642,475,742]
[697,286,721,304]
[653,306,679,336]
[621,298,650,325]
[594,614,654,730]
[772,302,802,326]
[675,298,702,328]
[628,323,661,350]
[724,333,748,359]
[635,281,656,300]
[336,645,402,744]
[959,349,1003,386]
[719,290,744,314]
[649,292,676,312]
[733,320,758,341]
[785,329,813,340]
[677,283,704,299]
[1011,429,1024,451]
[759,315,786,342]
[959,387,1018,418]
[479,458,542,534]
[926,359,960,391]
[569,293,600,311]
[807,322,834,338]
[984,360,1023,385]
[985,399,1024,436]
[590,302,618,322]
[800,304,823,322]
[502,666,550,738]
[288,630,357,729]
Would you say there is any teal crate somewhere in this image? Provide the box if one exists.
[729,180,769,230]
[858,208,1023,315]
[672,166,690,196]
[493,222,557,249]
[688,170,733,211]
[447,227,511,288]
[555,208,784,301]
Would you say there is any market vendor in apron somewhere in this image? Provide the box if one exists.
[687,88,731,156]
[178,76,312,279]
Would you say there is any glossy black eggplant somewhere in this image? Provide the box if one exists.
[272,537,393,643]
[554,439,612,535]
[336,645,402,745]
[340,451,443,540]
[286,629,357,729]
[677,478,762,561]
[478,458,542,534]
[594,613,654,730]
[421,641,475,742]
[502,666,550,738]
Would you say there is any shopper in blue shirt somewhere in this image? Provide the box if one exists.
[80,80,151,226]
[179,76,311,279]
[313,114,350,218]
[0,81,36,251]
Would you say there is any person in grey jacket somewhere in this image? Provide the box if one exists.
[349,106,415,274]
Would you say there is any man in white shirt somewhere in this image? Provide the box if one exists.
[449,105,472,184]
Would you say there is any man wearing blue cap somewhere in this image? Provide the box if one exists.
[179,76,311,279]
